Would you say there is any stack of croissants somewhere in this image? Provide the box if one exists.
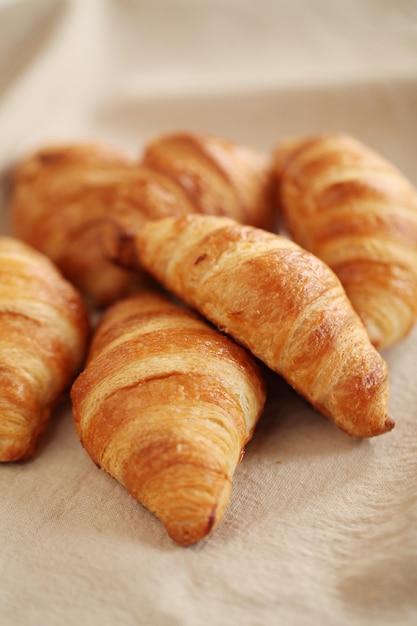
[2,130,417,546]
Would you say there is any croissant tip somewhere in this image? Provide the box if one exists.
[363,415,395,438]
[163,505,219,547]
[384,416,395,433]
[0,437,35,462]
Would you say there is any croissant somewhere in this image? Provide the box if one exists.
[118,214,394,439]
[141,131,275,231]
[8,135,274,305]
[0,236,90,462]
[7,143,146,307]
[272,132,417,350]
[71,290,266,546]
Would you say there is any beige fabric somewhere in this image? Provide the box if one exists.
[1,1,417,624]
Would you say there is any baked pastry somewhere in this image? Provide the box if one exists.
[102,131,276,269]
[8,134,275,306]
[8,143,144,307]
[71,291,266,546]
[142,131,275,230]
[121,214,393,439]
[0,236,90,461]
[273,132,417,349]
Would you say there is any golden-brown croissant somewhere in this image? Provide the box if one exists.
[142,131,275,231]
[7,143,145,307]
[71,290,266,546]
[8,135,274,306]
[0,236,90,462]
[118,214,393,439]
[102,131,276,270]
[273,132,417,350]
